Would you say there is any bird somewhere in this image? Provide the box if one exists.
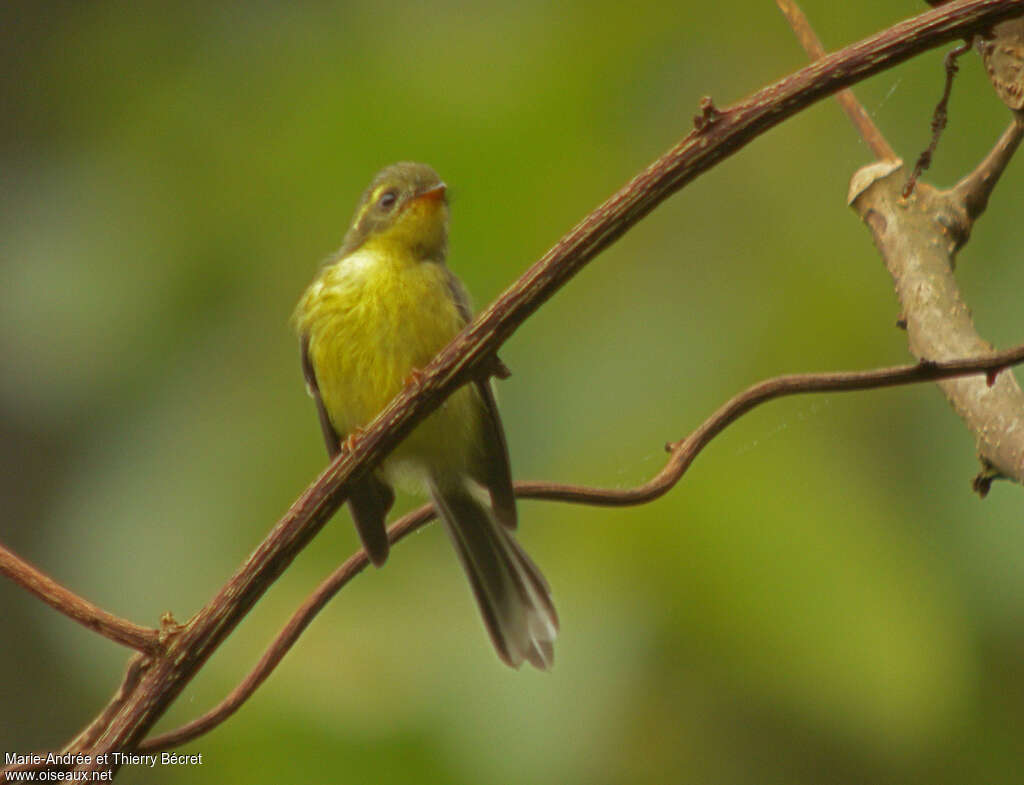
[293,162,558,669]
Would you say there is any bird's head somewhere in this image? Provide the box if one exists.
[342,162,449,262]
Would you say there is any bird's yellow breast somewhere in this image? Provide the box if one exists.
[294,242,482,484]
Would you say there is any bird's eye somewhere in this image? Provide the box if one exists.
[378,190,398,210]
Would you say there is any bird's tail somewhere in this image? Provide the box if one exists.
[430,479,558,670]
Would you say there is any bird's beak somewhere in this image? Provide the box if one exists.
[413,183,447,203]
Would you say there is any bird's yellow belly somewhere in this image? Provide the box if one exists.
[297,249,481,487]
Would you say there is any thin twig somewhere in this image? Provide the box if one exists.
[139,342,1024,752]
[0,543,160,655]
[775,0,898,160]
[904,39,974,196]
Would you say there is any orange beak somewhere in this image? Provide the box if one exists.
[412,183,447,203]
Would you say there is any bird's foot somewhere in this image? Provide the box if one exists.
[343,426,367,453]
[405,367,427,392]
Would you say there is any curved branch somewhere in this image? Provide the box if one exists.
[0,543,160,655]
[9,1,1012,774]
[139,343,1024,752]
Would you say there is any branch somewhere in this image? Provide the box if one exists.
[951,113,1024,218]
[849,159,1024,490]
[780,2,1024,487]
[0,542,160,655]
[775,0,898,160]
[903,39,974,197]
[138,343,1024,752]
[3,0,1017,777]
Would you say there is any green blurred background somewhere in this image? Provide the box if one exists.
[3,2,1023,783]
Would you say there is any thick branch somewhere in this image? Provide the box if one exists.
[849,160,1024,487]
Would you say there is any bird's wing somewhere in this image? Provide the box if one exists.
[443,268,518,530]
[300,333,341,456]
[300,333,392,565]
